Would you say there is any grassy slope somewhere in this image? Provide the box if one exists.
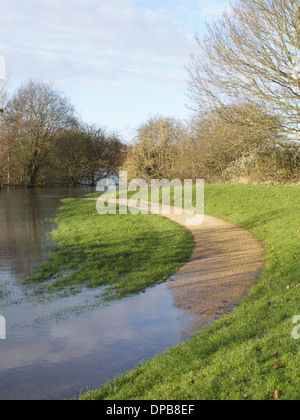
[81,184,300,400]
[24,198,194,301]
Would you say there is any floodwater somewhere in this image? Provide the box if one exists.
[0,188,206,400]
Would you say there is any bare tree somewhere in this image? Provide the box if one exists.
[187,0,300,139]
[3,80,76,185]
[190,103,282,179]
[0,82,7,112]
[80,124,125,186]
[51,124,125,186]
[0,79,9,184]
[124,116,188,182]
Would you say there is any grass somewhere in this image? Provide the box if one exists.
[81,183,300,400]
[24,198,194,301]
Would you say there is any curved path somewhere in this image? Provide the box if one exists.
[165,211,265,321]
[94,197,265,321]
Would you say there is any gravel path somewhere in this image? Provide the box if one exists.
[95,197,265,322]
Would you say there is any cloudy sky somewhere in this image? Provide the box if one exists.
[0,0,230,142]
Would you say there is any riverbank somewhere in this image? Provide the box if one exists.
[0,188,202,400]
[23,198,194,301]
[81,184,300,400]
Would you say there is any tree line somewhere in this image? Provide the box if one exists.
[0,80,125,186]
[1,0,300,187]
[124,111,300,184]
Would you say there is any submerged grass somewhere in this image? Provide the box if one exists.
[81,184,300,400]
[24,198,194,301]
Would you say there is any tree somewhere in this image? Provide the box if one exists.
[124,116,188,182]
[50,124,125,186]
[79,124,124,186]
[187,0,300,139]
[3,80,76,185]
[0,81,7,111]
[190,103,282,180]
[0,80,8,184]
[50,127,89,185]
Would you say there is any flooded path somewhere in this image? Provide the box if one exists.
[0,282,206,400]
[0,189,205,400]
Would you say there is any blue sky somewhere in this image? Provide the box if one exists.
[0,0,231,142]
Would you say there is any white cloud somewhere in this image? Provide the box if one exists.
[196,0,231,19]
[0,0,231,140]
[0,0,198,86]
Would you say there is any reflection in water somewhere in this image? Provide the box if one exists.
[0,188,94,296]
[0,284,209,400]
[0,188,207,400]
[1,190,49,278]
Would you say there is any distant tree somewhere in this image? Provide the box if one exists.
[0,78,7,111]
[80,124,125,186]
[49,128,89,185]
[124,116,188,182]
[3,80,76,185]
[0,80,9,184]
[190,103,282,179]
[51,124,125,186]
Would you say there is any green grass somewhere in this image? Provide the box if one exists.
[24,198,194,301]
[81,184,300,400]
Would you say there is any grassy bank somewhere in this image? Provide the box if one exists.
[81,184,300,400]
[24,198,194,301]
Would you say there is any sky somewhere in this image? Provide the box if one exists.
[0,0,231,142]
